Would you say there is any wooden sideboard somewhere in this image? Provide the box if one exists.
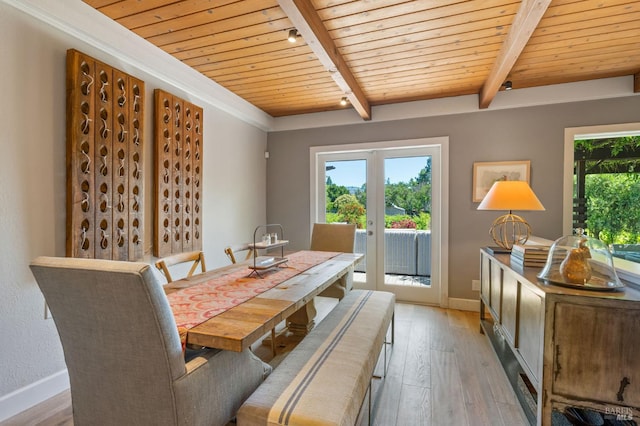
[479,248,640,425]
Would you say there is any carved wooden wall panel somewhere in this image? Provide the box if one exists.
[153,89,203,258]
[66,49,144,260]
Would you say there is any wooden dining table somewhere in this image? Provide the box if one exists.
[163,251,363,352]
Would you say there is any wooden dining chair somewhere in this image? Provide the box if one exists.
[224,243,254,264]
[155,250,206,283]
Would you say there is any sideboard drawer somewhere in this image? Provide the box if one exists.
[481,253,491,306]
[501,269,518,346]
[518,284,542,387]
[552,302,640,407]
[490,261,502,320]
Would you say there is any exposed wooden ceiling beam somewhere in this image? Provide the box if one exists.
[277,0,371,120]
[635,72,639,93]
[478,0,551,109]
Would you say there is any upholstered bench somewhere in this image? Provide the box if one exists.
[237,289,395,426]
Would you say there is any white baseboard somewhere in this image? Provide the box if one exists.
[0,369,69,422]
[448,297,480,312]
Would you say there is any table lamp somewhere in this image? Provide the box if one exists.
[477,180,545,251]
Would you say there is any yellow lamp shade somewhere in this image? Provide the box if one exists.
[477,180,545,212]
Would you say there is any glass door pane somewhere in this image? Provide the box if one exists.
[382,155,432,287]
[375,147,441,305]
[321,156,371,285]
[324,159,367,226]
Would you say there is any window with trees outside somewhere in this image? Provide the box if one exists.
[574,135,640,263]
[325,158,432,231]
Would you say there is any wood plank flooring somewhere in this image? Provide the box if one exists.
[1,301,527,426]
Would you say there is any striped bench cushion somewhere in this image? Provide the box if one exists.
[237,290,395,426]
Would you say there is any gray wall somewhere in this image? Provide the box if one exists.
[266,96,640,301]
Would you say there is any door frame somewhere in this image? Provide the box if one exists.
[309,137,449,307]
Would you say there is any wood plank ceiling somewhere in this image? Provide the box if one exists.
[84,0,640,120]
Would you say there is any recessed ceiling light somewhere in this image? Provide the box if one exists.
[288,29,298,43]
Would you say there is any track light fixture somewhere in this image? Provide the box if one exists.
[288,29,299,43]
[503,80,513,91]
[340,97,348,106]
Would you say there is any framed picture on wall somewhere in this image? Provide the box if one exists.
[472,160,530,202]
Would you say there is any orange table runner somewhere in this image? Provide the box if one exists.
[167,250,340,348]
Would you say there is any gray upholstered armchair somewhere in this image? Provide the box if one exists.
[30,256,271,426]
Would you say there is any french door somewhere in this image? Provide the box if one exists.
[310,138,448,305]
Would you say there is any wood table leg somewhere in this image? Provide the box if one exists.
[261,299,318,353]
[270,328,277,357]
[287,299,317,337]
[318,275,348,299]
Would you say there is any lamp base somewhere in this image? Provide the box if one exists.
[489,213,532,250]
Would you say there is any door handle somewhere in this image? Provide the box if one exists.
[367,231,373,236]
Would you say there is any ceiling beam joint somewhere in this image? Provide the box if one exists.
[479,0,551,109]
[277,0,371,120]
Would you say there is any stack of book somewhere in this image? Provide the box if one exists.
[510,243,550,268]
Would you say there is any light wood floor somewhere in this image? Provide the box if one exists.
[1,302,527,426]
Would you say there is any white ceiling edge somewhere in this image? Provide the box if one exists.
[271,76,638,132]
[2,0,275,131]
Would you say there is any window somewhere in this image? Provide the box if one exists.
[574,136,640,261]
[564,124,640,287]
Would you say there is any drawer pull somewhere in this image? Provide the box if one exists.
[617,377,630,402]
[618,377,631,402]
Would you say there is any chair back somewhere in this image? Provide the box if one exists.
[30,256,186,425]
[224,244,254,264]
[310,223,357,253]
[155,250,206,283]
